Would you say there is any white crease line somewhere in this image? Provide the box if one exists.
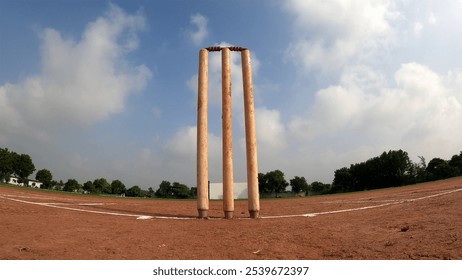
[44,202,114,206]
[0,194,58,200]
[261,188,462,219]
[321,199,401,204]
[0,195,195,220]
[320,189,455,205]
[2,187,461,221]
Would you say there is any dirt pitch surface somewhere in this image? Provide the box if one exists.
[1,177,462,260]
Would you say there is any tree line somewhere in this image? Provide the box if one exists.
[0,147,194,199]
[2,146,462,199]
[331,150,462,193]
[258,149,462,197]
[258,170,330,197]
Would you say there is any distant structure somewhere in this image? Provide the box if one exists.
[196,46,260,219]
[209,182,249,200]
[8,176,43,188]
[8,177,24,186]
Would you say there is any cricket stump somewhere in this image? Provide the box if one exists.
[197,48,209,218]
[242,49,260,218]
[221,48,234,219]
[196,46,260,219]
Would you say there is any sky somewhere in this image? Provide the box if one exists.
[1,0,462,189]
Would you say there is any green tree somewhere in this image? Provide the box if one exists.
[258,173,271,194]
[265,170,289,197]
[449,152,462,175]
[310,181,330,194]
[53,180,64,191]
[63,179,80,192]
[332,167,353,193]
[111,179,126,195]
[154,181,191,198]
[190,187,197,198]
[147,187,155,198]
[93,178,111,194]
[427,158,458,181]
[0,148,15,182]
[13,153,35,182]
[82,181,96,193]
[171,182,191,199]
[290,176,309,194]
[35,169,53,188]
[379,150,412,187]
[406,156,427,184]
[335,150,412,192]
[155,180,172,198]
[126,185,142,197]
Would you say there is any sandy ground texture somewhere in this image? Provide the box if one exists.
[1,177,462,260]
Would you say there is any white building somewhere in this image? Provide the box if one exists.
[8,177,24,186]
[209,182,248,199]
[8,176,43,188]
[28,180,43,188]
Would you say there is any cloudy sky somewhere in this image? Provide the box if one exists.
[1,0,462,189]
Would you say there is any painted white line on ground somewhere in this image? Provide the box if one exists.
[0,195,195,220]
[261,187,462,219]
[0,194,59,200]
[321,199,401,204]
[1,187,460,220]
[44,202,114,206]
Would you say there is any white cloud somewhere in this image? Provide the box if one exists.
[164,125,223,183]
[255,107,287,151]
[189,13,209,46]
[414,21,423,35]
[288,62,462,169]
[284,0,395,73]
[165,126,198,157]
[276,0,462,183]
[0,4,152,141]
[428,13,437,24]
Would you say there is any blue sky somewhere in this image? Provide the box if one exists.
[1,0,462,189]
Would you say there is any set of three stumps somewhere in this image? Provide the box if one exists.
[196,46,260,219]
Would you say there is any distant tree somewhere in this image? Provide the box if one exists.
[82,181,96,193]
[53,180,64,191]
[407,156,427,184]
[13,153,35,182]
[111,179,126,195]
[290,176,309,194]
[379,150,412,187]
[332,167,353,193]
[154,181,191,198]
[0,148,15,182]
[190,187,197,198]
[449,152,462,175]
[35,169,53,188]
[147,187,155,198]
[335,150,412,192]
[310,181,330,194]
[126,185,142,197]
[265,170,289,197]
[349,161,370,191]
[63,179,80,192]
[170,182,191,199]
[258,173,271,194]
[427,158,458,181]
[93,178,111,194]
[155,180,172,198]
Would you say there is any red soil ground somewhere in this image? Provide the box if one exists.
[1,177,462,260]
